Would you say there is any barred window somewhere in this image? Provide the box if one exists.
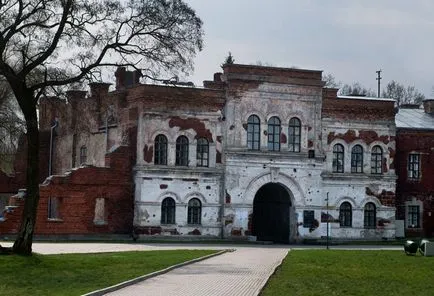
[196,138,209,167]
[371,146,383,174]
[339,202,352,227]
[333,144,344,173]
[408,154,420,180]
[364,203,376,229]
[154,134,168,165]
[175,136,189,166]
[247,115,260,150]
[188,198,201,224]
[351,145,363,173]
[288,117,301,152]
[267,116,281,151]
[161,197,176,225]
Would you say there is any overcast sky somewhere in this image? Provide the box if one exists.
[183,0,434,97]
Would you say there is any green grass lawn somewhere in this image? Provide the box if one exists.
[0,249,217,296]
[261,250,434,296]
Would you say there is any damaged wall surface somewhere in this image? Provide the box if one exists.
[4,64,431,242]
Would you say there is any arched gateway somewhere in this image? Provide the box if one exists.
[252,183,293,243]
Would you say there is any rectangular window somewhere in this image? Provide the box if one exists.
[48,197,60,220]
[407,205,420,228]
[303,210,315,228]
[94,198,107,225]
[408,154,420,180]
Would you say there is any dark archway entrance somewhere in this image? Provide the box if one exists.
[252,183,291,243]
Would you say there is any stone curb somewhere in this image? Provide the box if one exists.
[82,249,234,296]
[258,249,289,295]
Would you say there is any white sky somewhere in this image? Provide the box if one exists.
[183,0,434,97]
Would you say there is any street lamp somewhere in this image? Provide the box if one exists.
[326,192,329,250]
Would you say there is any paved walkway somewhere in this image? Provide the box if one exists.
[105,247,287,296]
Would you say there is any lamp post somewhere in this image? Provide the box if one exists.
[48,118,58,176]
[326,192,329,250]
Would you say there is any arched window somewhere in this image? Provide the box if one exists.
[371,146,383,174]
[196,138,209,167]
[339,202,352,227]
[154,134,168,165]
[247,115,260,150]
[288,117,301,152]
[175,136,189,166]
[161,197,176,224]
[79,146,87,165]
[332,144,344,173]
[351,145,363,173]
[267,116,281,151]
[364,203,376,229]
[187,198,201,224]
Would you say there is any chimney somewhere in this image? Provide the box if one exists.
[66,90,87,104]
[323,88,338,100]
[423,99,434,114]
[89,82,111,98]
[115,67,142,90]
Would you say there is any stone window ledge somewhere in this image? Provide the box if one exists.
[47,218,63,222]
[93,220,108,226]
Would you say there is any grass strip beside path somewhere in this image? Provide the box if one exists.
[261,250,434,296]
[0,249,217,296]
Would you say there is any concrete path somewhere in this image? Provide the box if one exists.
[104,247,287,296]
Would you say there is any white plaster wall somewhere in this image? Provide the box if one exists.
[134,170,223,236]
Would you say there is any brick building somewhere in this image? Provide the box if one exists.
[0,64,409,242]
[395,101,434,238]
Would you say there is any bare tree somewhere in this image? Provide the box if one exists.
[0,80,25,174]
[382,80,425,106]
[339,82,376,97]
[0,0,203,255]
[323,73,341,88]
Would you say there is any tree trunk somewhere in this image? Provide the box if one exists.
[12,104,40,256]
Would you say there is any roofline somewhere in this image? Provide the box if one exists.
[223,63,323,74]
[338,95,396,102]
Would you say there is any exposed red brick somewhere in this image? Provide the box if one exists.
[169,116,213,142]
[280,133,287,144]
[327,130,390,145]
[143,144,153,163]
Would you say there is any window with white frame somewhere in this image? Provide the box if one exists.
[407,153,420,180]
[407,205,420,228]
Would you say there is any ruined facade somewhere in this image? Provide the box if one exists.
[395,101,434,238]
[0,64,410,242]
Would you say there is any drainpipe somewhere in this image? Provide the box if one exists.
[48,118,59,176]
